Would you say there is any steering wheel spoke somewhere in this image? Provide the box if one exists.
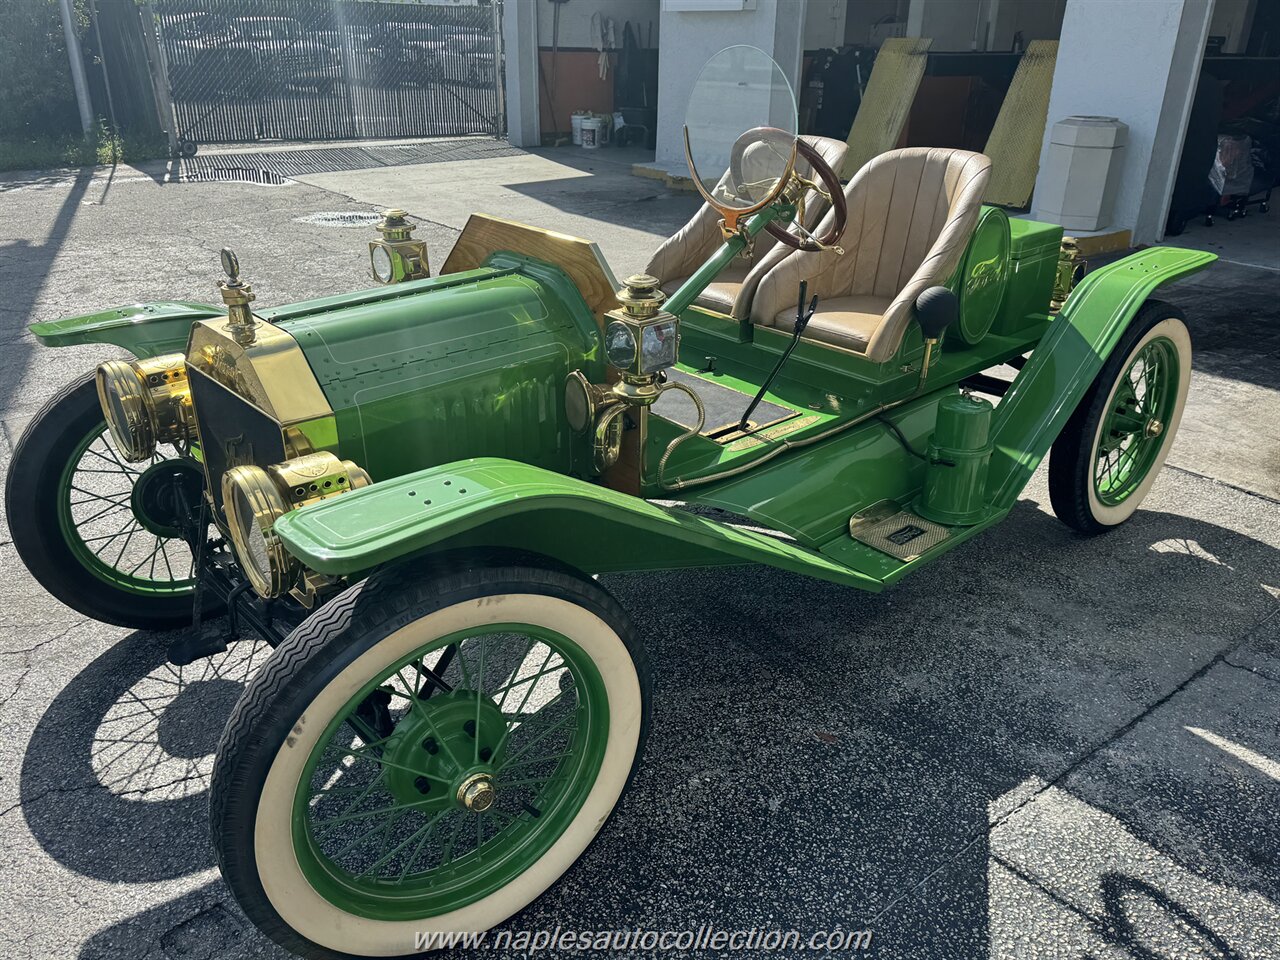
[763,138,847,253]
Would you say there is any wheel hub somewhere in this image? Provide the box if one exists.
[1144,417,1164,438]
[457,773,496,812]
[130,459,204,538]
[381,689,508,810]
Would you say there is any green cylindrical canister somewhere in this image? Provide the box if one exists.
[917,391,994,526]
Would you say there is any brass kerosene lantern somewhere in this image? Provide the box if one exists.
[564,274,682,474]
[369,208,430,284]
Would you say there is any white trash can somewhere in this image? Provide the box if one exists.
[1035,116,1129,231]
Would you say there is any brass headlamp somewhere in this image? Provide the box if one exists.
[223,451,371,599]
[96,353,194,462]
[369,208,430,284]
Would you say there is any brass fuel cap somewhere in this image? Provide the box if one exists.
[457,773,496,812]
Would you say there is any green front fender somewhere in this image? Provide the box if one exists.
[985,246,1215,508]
[29,301,223,358]
[274,457,885,591]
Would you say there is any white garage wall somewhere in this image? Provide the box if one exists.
[1032,0,1215,244]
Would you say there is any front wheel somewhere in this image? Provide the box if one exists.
[1048,301,1192,533]
[211,556,650,959]
[5,373,202,628]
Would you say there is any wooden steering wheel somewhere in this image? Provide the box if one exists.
[726,130,847,252]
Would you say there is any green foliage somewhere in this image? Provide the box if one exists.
[0,0,90,139]
[0,124,166,173]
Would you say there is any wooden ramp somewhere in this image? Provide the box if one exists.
[840,37,933,180]
[983,40,1060,209]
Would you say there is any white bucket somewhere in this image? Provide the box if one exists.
[581,116,603,149]
[571,112,587,146]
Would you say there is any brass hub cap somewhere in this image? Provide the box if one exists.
[457,773,496,812]
[1144,418,1164,438]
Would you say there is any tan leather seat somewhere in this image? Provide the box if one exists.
[645,135,848,319]
[751,148,992,361]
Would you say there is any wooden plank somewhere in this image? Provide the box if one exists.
[841,37,933,179]
[441,213,621,325]
[983,40,1059,209]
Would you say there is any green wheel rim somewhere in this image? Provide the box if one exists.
[1093,336,1180,507]
[291,623,609,921]
[55,424,196,596]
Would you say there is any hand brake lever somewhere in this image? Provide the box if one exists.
[738,282,818,432]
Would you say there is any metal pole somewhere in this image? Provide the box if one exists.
[492,0,508,140]
[87,0,118,136]
[140,1,179,157]
[57,0,95,140]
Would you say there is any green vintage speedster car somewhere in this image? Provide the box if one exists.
[6,47,1212,958]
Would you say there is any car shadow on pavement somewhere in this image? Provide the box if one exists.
[19,628,271,883]
[16,502,1277,958]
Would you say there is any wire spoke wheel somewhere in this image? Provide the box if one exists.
[296,626,606,917]
[1049,302,1192,533]
[211,560,649,958]
[58,426,196,595]
[6,373,204,628]
[1092,337,1181,507]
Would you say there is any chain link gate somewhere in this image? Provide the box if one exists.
[152,0,504,150]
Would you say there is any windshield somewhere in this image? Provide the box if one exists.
[684,45,798,212]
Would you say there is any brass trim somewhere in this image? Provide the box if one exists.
[96,360,152,462]
[849,509,951,562]
[96,353,193,462]
[682,125,797,235]
[222,464,293,598]
[223,451,369,599]
[186,316,333,429]
[457,773,496,812]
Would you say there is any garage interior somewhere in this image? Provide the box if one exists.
[520,0,1278,267]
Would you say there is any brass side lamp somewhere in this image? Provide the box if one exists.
[369,209,430,284]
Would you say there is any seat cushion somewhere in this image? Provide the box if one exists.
[660,262,750,315]
[770,295,892,354]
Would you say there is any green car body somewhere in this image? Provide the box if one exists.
[29,212,1214,595]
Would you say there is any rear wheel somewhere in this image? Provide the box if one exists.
[1049,301,1192,533]
[6,373,201,628]
[211,557,650,959]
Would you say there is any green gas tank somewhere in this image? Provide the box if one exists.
[917,391,994,526]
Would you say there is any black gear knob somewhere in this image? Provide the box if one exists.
[915,286,959,341]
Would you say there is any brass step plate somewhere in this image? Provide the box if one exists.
[849,505,951,562]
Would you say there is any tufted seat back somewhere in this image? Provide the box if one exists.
[751,148,992,361]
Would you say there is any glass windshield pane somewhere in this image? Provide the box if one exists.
[684,45,798,211]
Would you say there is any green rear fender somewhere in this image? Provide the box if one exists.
[273,458,885,591]
[986,246,1215,508]
[29,301,223,359]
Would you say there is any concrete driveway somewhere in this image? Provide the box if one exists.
[0,141,1277,959]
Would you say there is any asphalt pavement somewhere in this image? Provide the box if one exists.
[0,142,1277,959]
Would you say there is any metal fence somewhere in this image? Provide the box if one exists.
[153,0,503,147]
